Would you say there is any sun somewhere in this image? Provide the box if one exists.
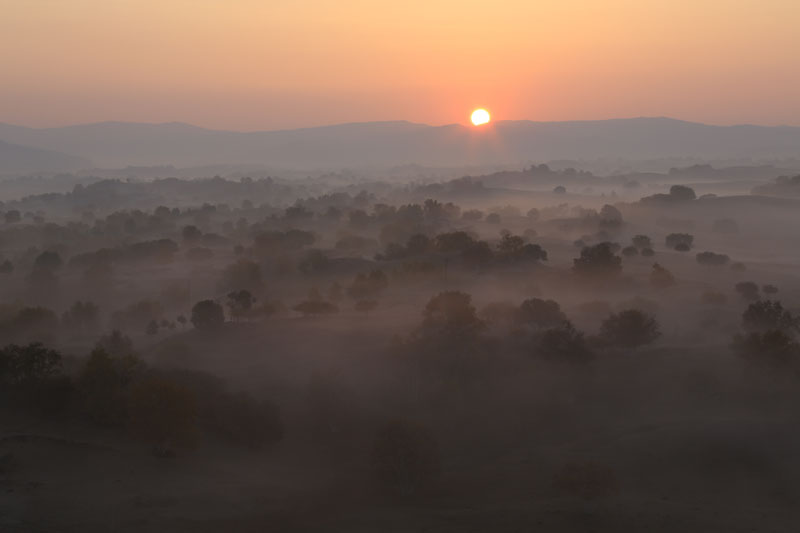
[471,108,491,126]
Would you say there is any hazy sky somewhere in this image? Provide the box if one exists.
[2,0,799,130]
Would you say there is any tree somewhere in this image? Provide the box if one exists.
[632,235,652,249]
[34,251,63,271]
[461,241,493,268]
[600,309,660,348]
[599,204,623,229]
[763,284,779,295]
[669,185,697,201]
[420,291,484,338]
[62,301,99,331]
[517,298,567,329]
[735,281,760,301]
[573,242,622,279]
[227,290,256,320]
[406,233,432,255]
[79,347,142,426]
[665,233,694,251]
[191,300,225,330]
[536,322,592,362]
[96,330,135,357]
[145,320,159,335]
[0,343,62,387]
[4,210,20,224]
[650,263,675,288]
[742,300,797,333]
[7,307,59,344]
[128,376,198,456]
[371,418,441,496]
[182,225,202,244]
[733,330,800,368]
[696,251,730,266]
[435,231,475,253]
[0,343,70,415]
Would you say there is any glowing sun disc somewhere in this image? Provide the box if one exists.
[471,108,491,126]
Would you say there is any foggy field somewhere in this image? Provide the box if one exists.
[1,161,800,532]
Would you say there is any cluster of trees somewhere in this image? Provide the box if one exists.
[733,300,800,369]
[0,331,283,456]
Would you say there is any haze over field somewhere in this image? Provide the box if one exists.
[4,1,800,532]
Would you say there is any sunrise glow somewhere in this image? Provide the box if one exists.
[471,108,491,126]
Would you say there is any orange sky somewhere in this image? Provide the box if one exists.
[2,0,799,129]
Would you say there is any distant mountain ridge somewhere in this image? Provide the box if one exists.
[0,139,90,174]
[1,117,799,170]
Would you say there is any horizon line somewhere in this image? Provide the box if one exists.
[3,116,800,134]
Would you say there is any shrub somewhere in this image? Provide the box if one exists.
[600,310,660,348]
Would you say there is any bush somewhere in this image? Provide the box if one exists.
[650,263,675,288]
[536,322,592,362]
[742,300,797,333]
[600,309,660,348]
[572,243,622,279]
[696,251,730,266]
[733,330,800,368]
[517,298,567,329]
[191,300,225,330]
[735,281,760,301]
[621,246,638,257]
[79,348,143,426]
[666,233,694,250]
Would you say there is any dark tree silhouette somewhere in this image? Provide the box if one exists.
[573,242,622,278]
[742,300,797,333]
[227,290,256,320]
[733,330,800,368]
[666,233,694,251]
[650,263,675,288]
[537,322,592,362]
[79,347,142,426]
[420,291,484,338]
[518,298,567,329]
[735,281,760,301]
[632,235,652,249]
[191,300,225,330]
[600,309,660,348]
[669,185,697,201]
[696,251,730,266]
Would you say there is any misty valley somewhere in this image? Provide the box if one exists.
[1,162,800,531]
